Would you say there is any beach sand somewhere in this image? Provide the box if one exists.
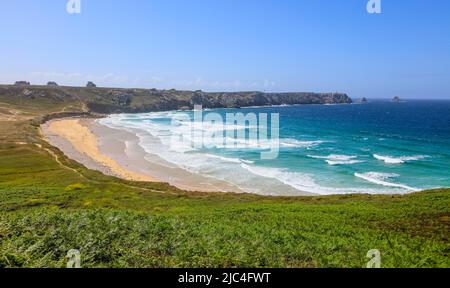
[41,118,244,193]
[42,118,157,182]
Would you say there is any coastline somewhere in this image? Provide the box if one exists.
[39,101,450,197]
[41,117,245,193]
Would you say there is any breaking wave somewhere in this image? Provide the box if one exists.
[308,154,364,165]
[354,172,417,191]
[373,154,429,164]
[97,105,446,196]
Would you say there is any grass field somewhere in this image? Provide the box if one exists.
[0,92,448,268]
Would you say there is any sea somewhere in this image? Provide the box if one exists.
[98,100,450,196]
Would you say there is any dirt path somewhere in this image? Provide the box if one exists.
[35,143,172,195]
[0,104,34,121]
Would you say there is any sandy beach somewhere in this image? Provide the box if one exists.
[41,118,244,193]
[42,118,157,182]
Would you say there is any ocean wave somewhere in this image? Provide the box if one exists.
[211,138,323,150]
[354,172,417,191]
[308,154,357,160]
[205,154,254,164]
[98,112,426,196]
[326,160,364,166]
[373,154,428,164]
[102,113,325,151]
[308,154,364,165]
[178,119,258,132]
[280,139,325,148]
[240,164,397,195]
[240,164,322,194]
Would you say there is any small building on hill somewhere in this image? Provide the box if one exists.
[14,81,31,86]
[86,81,97,88]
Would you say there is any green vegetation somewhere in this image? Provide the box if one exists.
[0,87,448,268]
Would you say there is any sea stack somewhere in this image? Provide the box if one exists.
[14,81,31,86]
[359,97,368,104]
[86,81,97,88]
[392,96,401,103]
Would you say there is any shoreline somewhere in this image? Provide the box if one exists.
[37,114,449,197]
[41,117,246,193]
[41,118,157,182]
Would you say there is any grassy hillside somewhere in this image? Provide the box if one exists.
[0,88,448,268]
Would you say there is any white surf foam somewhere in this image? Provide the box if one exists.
[373,154,428,164]
[308,154,364,165]
[240,164,398,195]
[205,154,253,164]
[98,112,420,196]
[240,164,323,194]
[354,172,417,191]
[280,139,325,148]
[326,160,364,166]
[101,113,325,152]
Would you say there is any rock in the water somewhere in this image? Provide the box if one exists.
[47,81,59,86]
[358,97,368,104]
[86,81,97,88]
[392,96,401,103]
[14,81,30,86]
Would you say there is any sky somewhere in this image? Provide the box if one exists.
[1,0,449,99]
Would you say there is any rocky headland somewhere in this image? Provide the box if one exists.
[0,84,353,114]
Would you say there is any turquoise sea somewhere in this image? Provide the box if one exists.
[99,100,450,195]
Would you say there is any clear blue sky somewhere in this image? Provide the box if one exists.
[1,0,449,98]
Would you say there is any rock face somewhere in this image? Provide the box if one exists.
[189,92,351,109]
[86,90,352,113]
[47,82,59,86]
[14,81,31,86]
[86,82,97,88]
[106,90,132,107]
[0,85,353,114]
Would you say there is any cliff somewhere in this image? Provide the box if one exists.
[0,85,352,114]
